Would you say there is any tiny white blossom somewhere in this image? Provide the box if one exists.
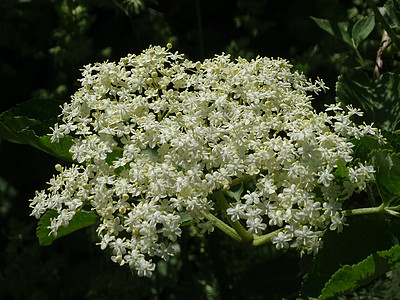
[271,231,292,250]
[317,169,335,187]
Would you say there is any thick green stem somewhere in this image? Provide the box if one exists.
[200,211,242,243]
[252,228,282,246]
[214,190,254,244]
[201,209,282,247]
[342,203,385,217]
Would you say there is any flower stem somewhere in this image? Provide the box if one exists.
[200,211,242,243]
[214,189,254,244]
[342,203,385,217]
[252,228,283,246]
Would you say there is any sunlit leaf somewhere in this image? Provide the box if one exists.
[318,245,400,299]
[334,159,348,179]
[178,212,196,226]
[300,217,400,298]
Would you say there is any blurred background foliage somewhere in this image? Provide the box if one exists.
[0,0,390,299]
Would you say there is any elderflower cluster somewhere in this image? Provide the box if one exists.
[30,44,380,276]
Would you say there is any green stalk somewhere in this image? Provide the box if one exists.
[252,228,282,246]
[200,211,242,243]
[342,203,385,217]
[214,190,254,244]
[354,47,366,68]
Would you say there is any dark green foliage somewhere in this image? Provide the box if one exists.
[336,72,400,131]
[372,150,400,206]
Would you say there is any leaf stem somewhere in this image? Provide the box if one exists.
[354,47,366,68]
[214,189,254,244]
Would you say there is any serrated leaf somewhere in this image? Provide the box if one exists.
[311,17,352,46]
[1,98,63,120]
[37,209,99,246]
[336,71,400,132]
[352,15,375,48]
[372,150,400,205]
[300,217,400,298]
[0,119,74,161]
[0,98,73,161]
[318,244,400,299]
[351,135,384,162]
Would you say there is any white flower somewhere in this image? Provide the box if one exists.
[271,231,292,250]
[246,217,267,235]
[30,44,381,276]
[329,212,346,232]
[317,168,335,187]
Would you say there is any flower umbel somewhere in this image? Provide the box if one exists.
[30,45,380,276]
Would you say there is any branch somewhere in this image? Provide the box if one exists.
[214,190,254,244]
[200,211,243,242]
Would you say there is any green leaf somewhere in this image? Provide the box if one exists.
[106,148,123,166]
[351,135,384,162]
[381,1,400,28]
[177,212,196,226]
[318,244,400,299]
[372,150,400,205]
[334,159,348,178]
[336,71,400,132]
[37,209,99,246]
[141,147,160,163]
[223,182,244,202]
[352,15,375,48]
[300,217,400,298]
[1,98,63,122]
[311,17,352,47]
[383,130,400,153]
[0,98,73,161]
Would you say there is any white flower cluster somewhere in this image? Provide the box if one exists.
[30,44,380,276]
